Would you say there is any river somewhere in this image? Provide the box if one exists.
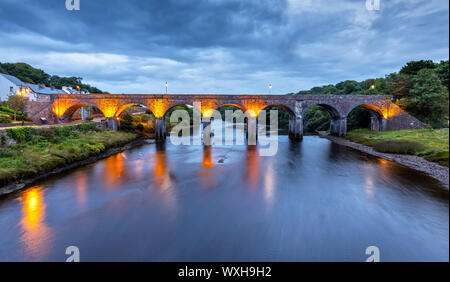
[0,124,448,261]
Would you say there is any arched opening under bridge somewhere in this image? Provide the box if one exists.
[61,103,105,122]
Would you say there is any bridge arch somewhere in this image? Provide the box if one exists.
[213,102,247,113]
[345,103,386,131]
[302,102,346,136]
[344,103,385,118]
[114,102,150,118]
[261,103,295,117]
[60,102,105,121]
[259,104,295,135]
[163,102,195,119]
[302,102,343,119]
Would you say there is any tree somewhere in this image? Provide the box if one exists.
[401,69,449,128]
[0,62,49,84]
[7,94,28,123]
[386,73,413,101]
[335,80,362,94]
[399,60,435,76]
[435,60,449,90]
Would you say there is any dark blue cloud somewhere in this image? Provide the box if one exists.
[0,0,448,94]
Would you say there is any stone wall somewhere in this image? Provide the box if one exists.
[26,100,59,124]
[386,112,429,130]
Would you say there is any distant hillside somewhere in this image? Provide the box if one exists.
[0,62,107,94]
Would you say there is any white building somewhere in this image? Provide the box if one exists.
[0,73,22,102]
[0,72,67,102]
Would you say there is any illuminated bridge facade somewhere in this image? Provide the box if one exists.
[27,94,426,141]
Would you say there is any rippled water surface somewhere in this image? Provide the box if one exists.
[0,132,448,261]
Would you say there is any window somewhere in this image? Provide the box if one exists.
[10,86,13,94]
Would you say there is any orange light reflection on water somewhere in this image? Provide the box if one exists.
[19,186,52,259]
[199,146,214,189]
[103,153,126,189]
[245,146,260,190]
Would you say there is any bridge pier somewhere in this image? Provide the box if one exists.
[246,116,258,145]
[370,114,380,131]
[155,117,166,141]
[330,117,347,137]
[107,118,119,131]
[289,115,303,141]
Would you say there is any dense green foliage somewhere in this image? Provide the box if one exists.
[0,123,138,186]
[0,113,12,123]
[120,112,156,135]
[398,69,448,128]
[0,104,31,123]
[293,60,449,130]
[346,128,449,166]
[0,62,107,94]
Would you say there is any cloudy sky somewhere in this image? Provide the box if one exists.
[0,0,448,94]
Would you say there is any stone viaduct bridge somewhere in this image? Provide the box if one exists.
[27,94,426,141]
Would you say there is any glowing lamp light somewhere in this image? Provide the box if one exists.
[17,87,30,97]
[370,84,375,89]
[202,109,215,118]
[247,109,258,118]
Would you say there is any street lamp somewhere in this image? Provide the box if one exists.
[165,82,168,94]
[269,84,272,94]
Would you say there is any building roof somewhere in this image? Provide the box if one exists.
[0,73,23,86]
[24,83,66,95]
[1,72,69,95]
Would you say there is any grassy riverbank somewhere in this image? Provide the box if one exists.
[345,128,449,166]
[0,123,139,186]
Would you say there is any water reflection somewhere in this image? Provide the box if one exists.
[152,143,177,214]
[103,153,126,189]
[202,146,213,169]
[153,143,172,190]
[245,145,260,190]
[19,186,52,259]
[199,146,214,189]
[263,160,276,209]
[0,136,448,262]
[75,170,87,206]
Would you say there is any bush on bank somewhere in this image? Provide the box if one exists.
[0,123,138,186]
[0,113,12,123]
[120,112,155,136]
[373,140,424,154]
[345,128,449,166]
